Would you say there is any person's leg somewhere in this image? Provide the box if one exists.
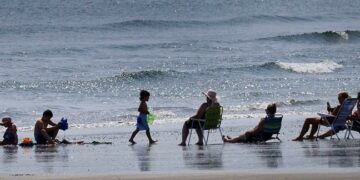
[46,126,59,140]
[195,129,204,145]
[146,129,157,144]
[293,117,318,141]
[222,133,247,143]
[129,128,140,144]
[179,120,191,146]
[317,129,333,139]
[308,118,321,139]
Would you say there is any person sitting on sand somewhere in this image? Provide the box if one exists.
[178,90,220,146]
[0,117,18,145]
[293,91,349,141]
[34,109,60,144]
[222,103,277,143]
[129,90,157,144]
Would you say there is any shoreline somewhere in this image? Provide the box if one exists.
[3,170,360,180]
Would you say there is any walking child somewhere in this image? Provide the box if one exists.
[129,90,157,144]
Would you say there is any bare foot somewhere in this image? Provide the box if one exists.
[178,142,186,146]
[129,139,136,145]
[195,142,203,146]
[149,140,157,144]
[304,135,315,140]
[292,137,304,141]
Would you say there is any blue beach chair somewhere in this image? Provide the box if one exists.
[188,106,223,145]
[316,98,357,140]
[259,114,283,142]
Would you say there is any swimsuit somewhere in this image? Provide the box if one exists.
[136,113,149,131]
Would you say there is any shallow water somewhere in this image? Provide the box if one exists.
[0,0,360,131]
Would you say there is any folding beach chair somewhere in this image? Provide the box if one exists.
[316,98,358,140]
[188,106,223,145]
[259,114,283,142]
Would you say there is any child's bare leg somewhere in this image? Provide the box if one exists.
[129,128,139,144]
[146,129,156,144]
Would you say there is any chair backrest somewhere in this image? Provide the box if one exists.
[332,98,358,127]
[204,106,223,130]
[261,114,283,134]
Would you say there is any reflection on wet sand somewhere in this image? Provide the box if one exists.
[34,145,69,173]
[302,140,360,168]
[131,145,152,171]
[182,145,223,170]
[2,145,18,164]
[254,143,283,168]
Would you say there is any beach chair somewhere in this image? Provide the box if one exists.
[316,98,357,140]
[188,106,223,145]
[259,114,283,142]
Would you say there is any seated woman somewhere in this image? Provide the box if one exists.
[292,91,349,141]
[0,117,18,145]
[178,90,220,146]
[222,103,277,143]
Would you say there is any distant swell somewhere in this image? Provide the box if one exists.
[260,60,343,73]
[0,70,183,93]
[114,70,179,80]
[262,30,360,43]
[95,15,314,31]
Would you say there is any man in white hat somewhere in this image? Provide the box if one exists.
[0,117,18,145]
[179,90,220,146]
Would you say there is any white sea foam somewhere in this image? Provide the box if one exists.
[275,60,343,73]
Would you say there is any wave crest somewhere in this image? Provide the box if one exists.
[260,60,343,74]
[263,30,360,43]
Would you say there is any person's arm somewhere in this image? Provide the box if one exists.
[246,118,266,136]
[48,120,58,127]
[138,101,149,114]
[36,121,52,141]
[330,105,341,116]
[191,103,207,119]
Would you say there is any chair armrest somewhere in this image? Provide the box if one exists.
[317,113,336,118]
[190,118,206,122]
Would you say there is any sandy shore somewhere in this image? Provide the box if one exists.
[2,116,360,178]
[3,170,360,180]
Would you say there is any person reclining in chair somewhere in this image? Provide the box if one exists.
[178,90,220,146]
[348,92,360,133]
[222,103,278,143]
[292,91,349,141]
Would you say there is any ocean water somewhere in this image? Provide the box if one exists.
[0,0,360,131]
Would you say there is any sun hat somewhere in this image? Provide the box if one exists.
[202,89,218,103]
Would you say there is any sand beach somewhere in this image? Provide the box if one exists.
[1,116,360,179]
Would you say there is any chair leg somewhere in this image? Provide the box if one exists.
[205,130,210,145]
[331,126,340,140]
[188,120,194,146]
[316,124,321,141]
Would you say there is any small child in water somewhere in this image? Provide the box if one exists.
[0,117,18,145]
[129,90,157,144]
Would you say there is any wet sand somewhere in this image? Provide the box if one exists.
[1,115,360,179]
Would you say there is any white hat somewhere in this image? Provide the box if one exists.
[202,90,218,103]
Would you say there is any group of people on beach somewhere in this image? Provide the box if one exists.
[1,90,360,146]
[0,109,61,145]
